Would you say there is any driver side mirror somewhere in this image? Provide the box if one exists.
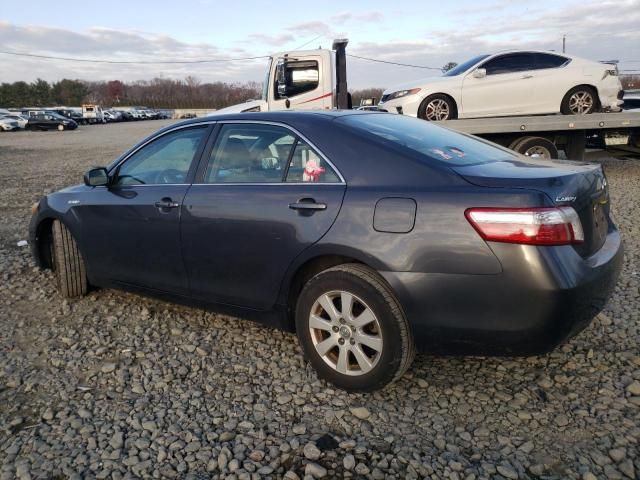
[84,167,109,187]
[472,68,487,79]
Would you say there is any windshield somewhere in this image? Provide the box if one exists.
[262,57,273,101]
[443,55,490,76]
[339,113,516,166]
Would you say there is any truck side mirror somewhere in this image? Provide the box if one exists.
[276,59,288,98]
[84,167,109,187]
[472,68,487,79]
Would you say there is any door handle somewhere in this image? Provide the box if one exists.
[289,200,327,211]
[521,74,533,79]
[155,198,180,209]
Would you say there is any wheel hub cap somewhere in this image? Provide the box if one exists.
[308,290,383,376]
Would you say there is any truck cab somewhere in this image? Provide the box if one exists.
[216,40,349,114]
[82,104,105,124]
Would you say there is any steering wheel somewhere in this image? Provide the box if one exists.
[155,169,184,184]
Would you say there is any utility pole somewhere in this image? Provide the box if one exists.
[562,35,566,53]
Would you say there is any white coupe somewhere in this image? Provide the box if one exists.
[379,50,623,120]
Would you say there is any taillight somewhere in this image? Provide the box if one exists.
[465,207,584,246]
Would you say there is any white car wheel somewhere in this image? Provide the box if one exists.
[561,87,598,115]
[418,94,458,121]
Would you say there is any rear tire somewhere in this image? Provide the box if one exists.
[418,94,458,121]
[510,136,559,159]
[52,220,88,298]
[295,263,415,392]
[561,86,599,115]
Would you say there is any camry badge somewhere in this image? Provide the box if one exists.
[555,196,576,202]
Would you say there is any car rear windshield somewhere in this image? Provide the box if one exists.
[339,113,516,166]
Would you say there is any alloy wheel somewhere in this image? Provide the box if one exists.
[308,290,383,376]
[425,99,450,121]
[568,91,594,114]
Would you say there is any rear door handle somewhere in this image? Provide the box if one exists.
[155,198,180,209]
[521,74,533,79]
[289,200,327,211]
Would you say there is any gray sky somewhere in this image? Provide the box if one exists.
[1,0,639,89]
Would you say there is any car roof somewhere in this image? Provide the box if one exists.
[168,110,378,129]
[484,50,604,63]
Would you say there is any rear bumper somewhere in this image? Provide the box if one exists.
[381,228,623,355]
[598,77,624,111]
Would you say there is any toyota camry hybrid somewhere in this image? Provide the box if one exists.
[29,111,623,391]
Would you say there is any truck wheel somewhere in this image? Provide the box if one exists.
[561,86,599,115]
[51,220,88,298]
[510,136,558,159]
[295,263,415,392]
[418,94,457,121]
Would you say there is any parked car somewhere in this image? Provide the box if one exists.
[52,108,84,124]
[379,51,624,120]
[0,114,28,128]
[111,110,132,121]
[103,110,123,122]
[29,111,623,391]
[27,112,78,131]
[0,117,20,131]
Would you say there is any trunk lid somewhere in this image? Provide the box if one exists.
[453,157,611,257]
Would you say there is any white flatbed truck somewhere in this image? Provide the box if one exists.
[220,39,640,160]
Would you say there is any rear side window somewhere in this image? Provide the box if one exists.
[482,53,535,75]
[285,140,341,183]
[339,114,516,166]
[535,53,569,69]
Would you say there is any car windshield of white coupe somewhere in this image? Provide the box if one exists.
[443,54,490,76]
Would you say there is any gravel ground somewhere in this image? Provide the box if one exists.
[0,122,639,480]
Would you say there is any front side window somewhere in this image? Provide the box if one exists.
[115,126,207,186]
[285,140,341,183]
[482,53,536,75]
[275,60,319,99]
[205,124,295,183]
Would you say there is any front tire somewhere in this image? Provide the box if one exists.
[418,94,458,121]
[561,86,599,115]
[295,264,414,392]
[52,220,88,298]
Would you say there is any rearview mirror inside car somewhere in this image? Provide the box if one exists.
[473,68,487,79]
[84,167,109,187]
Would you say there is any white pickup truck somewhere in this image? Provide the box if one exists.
[218,39,640,159]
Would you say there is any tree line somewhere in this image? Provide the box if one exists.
[0,77,263,109]
[2,75,638,110]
